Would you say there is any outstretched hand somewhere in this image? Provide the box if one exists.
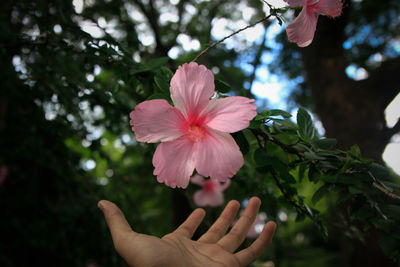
[98,197,276,267]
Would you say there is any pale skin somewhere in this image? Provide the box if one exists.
[98,197,276,267]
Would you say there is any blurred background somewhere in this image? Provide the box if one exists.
[0,0,399,266]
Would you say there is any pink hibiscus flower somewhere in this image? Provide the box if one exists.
[191,174,231,207]
[285,0,343,47]
[130,62,257,188]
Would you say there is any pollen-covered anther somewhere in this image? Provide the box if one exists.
[186,125,206,142]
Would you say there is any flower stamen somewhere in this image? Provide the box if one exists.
[186,125,205,143]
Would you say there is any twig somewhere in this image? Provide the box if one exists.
[269,136,304,158]
[250,128,313,218]
[252,128,304,158]
[192,15,272,62]
[270,169,313,219]
[250,129,263,149]
[372,182,400,200]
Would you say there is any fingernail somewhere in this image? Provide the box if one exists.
[97,201,104,211]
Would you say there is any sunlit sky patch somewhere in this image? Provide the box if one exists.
[383,134,400,174]
[345,65,369,80]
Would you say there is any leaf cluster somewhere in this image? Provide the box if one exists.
[243,107,400,260]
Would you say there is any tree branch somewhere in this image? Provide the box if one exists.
[372,182,400,200]
[192,15,272,62]
[270,169,315,221]
[250,129,263,149]
[251,128,304,158]
[246,23,270,90]
[132,0,167,55]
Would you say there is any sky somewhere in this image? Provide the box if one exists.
[73,0,400,174]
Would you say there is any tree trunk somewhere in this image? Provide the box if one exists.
[299,5,399,266]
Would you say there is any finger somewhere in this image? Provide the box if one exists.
[235,221,276,266]
[218,197,261,252]
[198,200,240,243]
[173,208,206,238]
[98,200,135,242]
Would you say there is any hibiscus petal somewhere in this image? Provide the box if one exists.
[130,99,185,143]
[202,96,257,133]
[194,127,243,182]
[170,62,214,119]
[314,0,342,17]
[194,190,224,207]
[284,0,306,7]
[153,136,195,188]
[286,7,319,47]
[191,173,205,186]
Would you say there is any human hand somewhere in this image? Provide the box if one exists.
[98,197,276,267]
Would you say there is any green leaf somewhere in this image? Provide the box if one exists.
[348,145,361,159]
[295,213,306,222]
[160,66,173,80]
[312,185,330,205]
[296,108,316,141]
[337,191,352,203]
[273,119,298,131]
[273,160,297,184]
[274,134,299,145]
[215,79,231,93]
[254,149,271,167]
[154,76,170,92]
[146,93,171,102]
[307,164,320,182]
[370,163,390,180]
[268,109,292,118]
[349,186,364,195]
[312,138,337,150]
[304,151,326,160]
[382,205,400,221]
[318,175,337,183]
[298,162,307,183]
[316,160,338,170]
[281,173,297,184]
[255,114,266,121]
[277,196,293,209]
[337,174,357,184]
[353,207,374,220]
[339,156,353,173]
[254,148,296,183]
[260,124,270,135]
[231,131,250,155]
[379,235,400,255]
[145,57,169,70]
[249,120,262,129]
[353,173,373,182]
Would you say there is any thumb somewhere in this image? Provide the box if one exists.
[98,200,134,240]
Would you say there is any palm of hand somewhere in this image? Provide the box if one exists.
[99,197,276,267]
